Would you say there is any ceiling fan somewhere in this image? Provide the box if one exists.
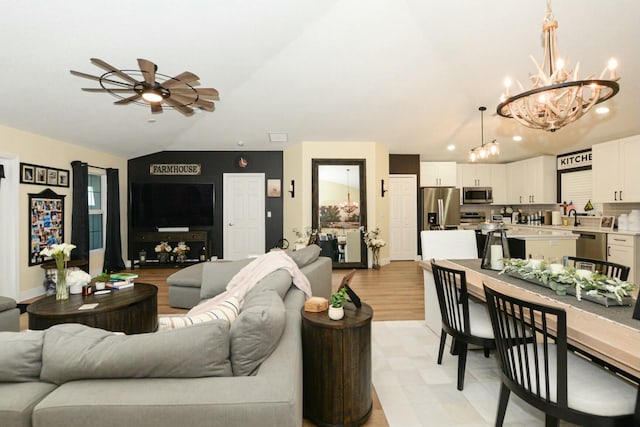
[70,58,219,116]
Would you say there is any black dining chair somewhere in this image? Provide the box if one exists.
[566,256,630,281]
[430,261,495,391]
[483,284,639,427]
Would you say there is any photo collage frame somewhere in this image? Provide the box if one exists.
[29,189,65,266]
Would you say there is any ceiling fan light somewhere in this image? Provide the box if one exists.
[142,91,163,103]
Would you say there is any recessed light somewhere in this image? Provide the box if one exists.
[147,118,157,123]
[513,135,523,142]
[447,144,456,151]
[237,140,245,146]
[595,106,610,115]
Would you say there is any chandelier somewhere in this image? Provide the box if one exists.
[469,106,499,162]
[339,169,358,214]
[496,0,619,132]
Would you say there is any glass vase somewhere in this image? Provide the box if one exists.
[177,253,187,263]
[56,266,69,300]
[372,249,380,270]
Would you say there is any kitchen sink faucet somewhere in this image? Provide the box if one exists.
[568,209,580,226]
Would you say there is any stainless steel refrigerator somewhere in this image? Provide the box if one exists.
[421,187,461,229]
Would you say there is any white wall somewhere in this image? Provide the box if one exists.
[283,141,390,263]
[0,125,128,301]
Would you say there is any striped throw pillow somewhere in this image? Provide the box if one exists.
[158,296,240,331]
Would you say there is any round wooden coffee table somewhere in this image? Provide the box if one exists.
[27,283,158,334]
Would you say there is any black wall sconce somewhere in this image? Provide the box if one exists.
[381,179,388,197]
[288,180,295,198]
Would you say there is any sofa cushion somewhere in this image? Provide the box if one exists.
[246,269,294,300]
[230,290,286,376]
[158,295,240,330]
[0,330,44,382]
[288,244,321,268]
[201,259,253,299]
[166,263,205,288]
[0,382,57,427]
[41,322,232,384]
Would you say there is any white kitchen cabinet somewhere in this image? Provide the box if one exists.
[490,164,508,205]
[607,233,638,284]
[507,156,556,204]
[593,136,640,203]
[420,162,456,187]
[458,164,492,187]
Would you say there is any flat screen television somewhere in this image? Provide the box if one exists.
[130,182,214,228]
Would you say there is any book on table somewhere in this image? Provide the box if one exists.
[109,273,138,282]
[106,281,135,290]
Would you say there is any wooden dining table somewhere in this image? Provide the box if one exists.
[419,259,640,381]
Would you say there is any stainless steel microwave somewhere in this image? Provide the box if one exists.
[462,187,493,204]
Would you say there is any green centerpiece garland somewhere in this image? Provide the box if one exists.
[500,258,637,303]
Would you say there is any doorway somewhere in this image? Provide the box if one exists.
[0,156,19,300]
[389,174,418,260]
[222,173,265,259]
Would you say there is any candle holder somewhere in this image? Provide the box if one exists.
[481,228,510,270]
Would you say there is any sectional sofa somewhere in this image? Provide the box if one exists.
[0,246,332,427]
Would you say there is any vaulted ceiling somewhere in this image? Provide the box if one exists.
[1,0,638,162]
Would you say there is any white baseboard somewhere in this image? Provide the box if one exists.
[20,286,45,303]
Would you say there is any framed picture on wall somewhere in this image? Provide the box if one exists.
[20,163,70,188]
[28,188,65,266]
[21,164,35,183]
[35,167,47,184]
[58,170,69,187]
[47,169,58,186]
[267,179,281,197]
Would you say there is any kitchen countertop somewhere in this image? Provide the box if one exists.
[458,224,578,240]
[508,223,640,237]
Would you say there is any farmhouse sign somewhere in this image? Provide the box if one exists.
[149,164,202,176]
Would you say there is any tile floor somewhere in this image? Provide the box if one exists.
[372,320,580,426]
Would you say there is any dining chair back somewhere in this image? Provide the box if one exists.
[483,284,639,426]
[430,261,495,391]
[566,256,630,281]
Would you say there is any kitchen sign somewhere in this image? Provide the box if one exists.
[556,149,592,171]
[149,164,202,175]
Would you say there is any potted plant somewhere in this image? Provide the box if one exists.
[328,288,347,320]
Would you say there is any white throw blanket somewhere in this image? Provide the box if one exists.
[187,251,313,316]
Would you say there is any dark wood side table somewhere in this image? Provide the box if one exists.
[27,283,158,334]
[302,302,373,427]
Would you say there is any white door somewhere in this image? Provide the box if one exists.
[0,156,20,300]
[389,174,417,260]
[223,173,265,259]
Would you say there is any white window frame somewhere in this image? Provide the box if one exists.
[88,171,107,253]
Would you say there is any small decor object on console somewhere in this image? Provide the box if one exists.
[39,243,76,300]
[173,241,190,263]
[328,289,347,320]
[363,227,386,269]
[155,241,172,263]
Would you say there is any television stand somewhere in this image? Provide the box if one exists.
[130,230,209,268]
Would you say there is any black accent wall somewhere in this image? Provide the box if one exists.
[128,151,283,259]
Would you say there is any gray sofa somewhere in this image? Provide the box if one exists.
[0,296,20,332]
[0,247,332,427]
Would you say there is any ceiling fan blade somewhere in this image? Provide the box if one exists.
[137,58,156,85]
[82,88,134,93]
[150,103,163,114]
[90,58,139,84]
[164,97,194,116]
[170,94,215,111]
[70,70,132,88]
[161,71,200,88]
[114,94,142,105]
[171,87,219,100]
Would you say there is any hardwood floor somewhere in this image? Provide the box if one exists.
[20,260,425,427]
